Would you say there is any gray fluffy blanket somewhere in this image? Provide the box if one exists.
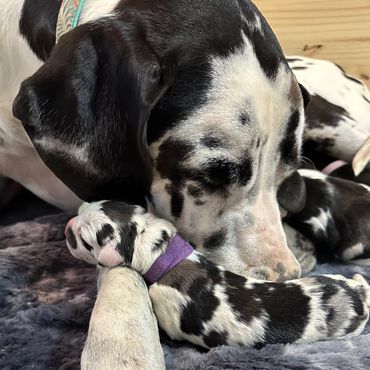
[1,213,370,369]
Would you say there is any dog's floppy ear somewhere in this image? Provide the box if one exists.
[277,171,307,214]
[13,17,173,205]
[299,83,311,110]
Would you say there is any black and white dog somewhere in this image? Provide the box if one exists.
[7,0,311,281]
[65,200,370,349]
[1,0,370,327]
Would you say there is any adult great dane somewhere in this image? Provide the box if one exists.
[4,0,309,282]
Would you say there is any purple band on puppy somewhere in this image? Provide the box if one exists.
[144,234,193,285]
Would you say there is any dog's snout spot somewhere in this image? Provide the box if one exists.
[65,227,77,250]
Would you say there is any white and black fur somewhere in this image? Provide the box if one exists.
[65,201,370,349]
[287,56,370,181]
[1,0,370,310]
[282,169,370,267]
[5,0,312,281]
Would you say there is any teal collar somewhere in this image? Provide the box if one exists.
[56,0,86,42]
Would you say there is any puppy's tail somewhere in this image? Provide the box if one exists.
[353,136,370,176]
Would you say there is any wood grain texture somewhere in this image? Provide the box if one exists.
[254,0,370,88]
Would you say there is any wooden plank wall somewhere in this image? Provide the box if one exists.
[254,0,370,88]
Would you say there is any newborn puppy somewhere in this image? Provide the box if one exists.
[281,170,370,265]
[65,201,370,349]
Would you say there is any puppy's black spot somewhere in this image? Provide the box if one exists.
[312,276,366,324]
[321,284,339,303]
[117,223,137,264]
[204,229,227,250]
[180,277,219,336]
[345,317,363,334]
[203,330,228,347]
[96,224,114,246]
[66,228,77,249]
[224,272,262,323]
[224,271,247,287]
[197,254,222,278]
[81,237,93,252]
[201,136,223,148]
[257,283,310,344]
[152,230,171,253]
[279,110,300,165]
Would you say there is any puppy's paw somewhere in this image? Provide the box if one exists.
[65,200,177,271]
[300,274,370,340]
[65,200,135,266]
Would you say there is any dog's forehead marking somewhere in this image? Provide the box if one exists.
[153,34,298,167]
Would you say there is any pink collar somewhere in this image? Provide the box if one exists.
[322,160,348,175]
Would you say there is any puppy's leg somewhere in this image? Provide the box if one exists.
[81,267,165,370]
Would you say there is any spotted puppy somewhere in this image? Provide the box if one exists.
[287,56,370,180]
[280,169,370,266]
[65,201,370,349]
